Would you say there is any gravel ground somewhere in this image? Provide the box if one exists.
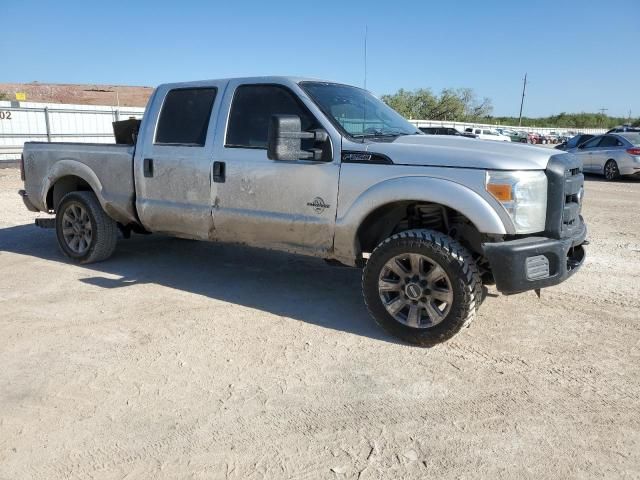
[0,168,638,479]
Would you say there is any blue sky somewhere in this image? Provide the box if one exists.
[3,0,638,117]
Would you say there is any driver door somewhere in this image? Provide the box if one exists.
[210,81,341,256]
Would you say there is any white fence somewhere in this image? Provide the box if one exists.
[0,100,607,162]
[0,101,144,161]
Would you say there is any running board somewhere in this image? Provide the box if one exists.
[35,218,56,229]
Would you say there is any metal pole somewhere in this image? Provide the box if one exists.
[518,73,527,127]
[44,107,52,142]
[363,25,367,90]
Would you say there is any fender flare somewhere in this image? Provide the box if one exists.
[333,176,513,265]
[41,159,105,210]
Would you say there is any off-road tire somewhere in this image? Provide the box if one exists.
[362,229,482,347]
[55,191,118,264]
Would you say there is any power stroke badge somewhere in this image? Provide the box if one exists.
[307,197,330,213]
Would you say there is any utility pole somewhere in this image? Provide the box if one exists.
[518,73,527,127]
[598,108,608,127]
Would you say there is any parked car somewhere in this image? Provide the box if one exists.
[607,125,640,133]
[527,132,540,144]
[419,127,467,136]
[464,127,511,142]
[555,134,594,151]
[496,128,525,143]
[568,133,640,180]
[19,76,587,346]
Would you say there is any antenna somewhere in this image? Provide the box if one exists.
[598,107,608,115]
[362,25,368,143]
[363,25,368,90]
[518,73,527,127]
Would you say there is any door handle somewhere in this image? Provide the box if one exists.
[213,161,225,183]
[143,158,154,177]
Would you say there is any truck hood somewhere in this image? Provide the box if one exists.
[354,135,559,170]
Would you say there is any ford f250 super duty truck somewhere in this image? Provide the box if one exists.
[19,77,587,346]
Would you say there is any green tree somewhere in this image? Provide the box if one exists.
[381,87,492,122]
[489,113,638,129]
[382,86,638,128]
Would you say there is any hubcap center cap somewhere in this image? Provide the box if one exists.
[405,283,423,300]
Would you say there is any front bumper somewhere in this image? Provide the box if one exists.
[18,189,39,212]
[482,221,587,295]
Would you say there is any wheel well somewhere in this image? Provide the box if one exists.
[47,175,93,211]
[356,201,484,256]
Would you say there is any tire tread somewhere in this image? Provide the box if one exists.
[362,229,482,346]
[56,191,118,264]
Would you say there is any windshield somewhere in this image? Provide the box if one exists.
[300,81,420,138]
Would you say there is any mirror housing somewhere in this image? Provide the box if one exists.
[267,115,331,161]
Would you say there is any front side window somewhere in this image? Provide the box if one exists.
[300,82,419,138]
[226,84,319,149]
[581,137,602,149]
[155,88,217,146]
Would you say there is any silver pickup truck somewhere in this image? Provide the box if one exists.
[19,77,587,346]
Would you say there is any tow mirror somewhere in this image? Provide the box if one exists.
[267,115,331,161]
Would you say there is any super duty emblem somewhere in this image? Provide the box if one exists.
[307,197,330,213]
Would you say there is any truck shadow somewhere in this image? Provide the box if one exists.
[0,223,398,344]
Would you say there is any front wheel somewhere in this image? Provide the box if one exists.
[604,160,620,181]
[362,229,482,347]
[55,191,118,264]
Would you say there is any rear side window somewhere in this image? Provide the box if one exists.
[155,88,217,146]
[226,84,319,149]
[598,135,622,147]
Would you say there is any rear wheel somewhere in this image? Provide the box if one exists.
[55,191,118,264]
[362,229,482,347]
[604,160,620,181]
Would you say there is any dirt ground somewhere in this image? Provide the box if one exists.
[0,168,638,479]
[0,82,152,107]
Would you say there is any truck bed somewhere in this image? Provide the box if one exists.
[22,142,138,225]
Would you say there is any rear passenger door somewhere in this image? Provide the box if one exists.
[592,135,624,173]
[135,82,226,238]
[210,81,341,256]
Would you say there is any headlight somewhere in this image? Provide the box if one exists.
[486,170,547,234]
